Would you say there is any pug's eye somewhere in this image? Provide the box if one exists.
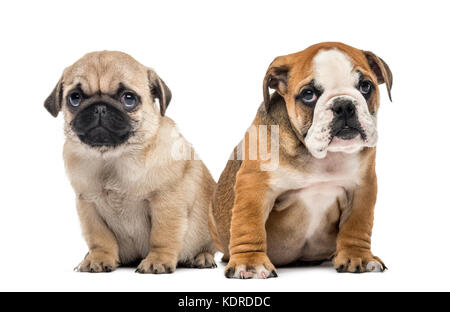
[121,92,137,108]
[68,92,82,107]
[297,88,318,106]
[359,80,372,96]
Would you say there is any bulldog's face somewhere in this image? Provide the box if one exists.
[264,42,392,159]
[44,51,171,153]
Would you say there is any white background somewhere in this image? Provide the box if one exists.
[0,0,449,292]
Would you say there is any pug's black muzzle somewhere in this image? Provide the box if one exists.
[71,103,132,147]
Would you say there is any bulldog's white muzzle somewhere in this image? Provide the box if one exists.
[305,94,378,159]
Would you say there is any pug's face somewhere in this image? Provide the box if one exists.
[44,51,171,152]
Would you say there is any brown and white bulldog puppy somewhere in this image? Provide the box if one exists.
[209,42,392,278]
[44,51,216,273]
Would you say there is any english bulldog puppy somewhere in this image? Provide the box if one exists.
[209,42,392,278]
[44,51,216,273]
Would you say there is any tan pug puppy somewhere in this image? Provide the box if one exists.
[210,42,392,278]
[44,51,216,273]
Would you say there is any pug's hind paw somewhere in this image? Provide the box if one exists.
[184,251,217,269]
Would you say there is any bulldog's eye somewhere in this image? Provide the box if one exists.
[68,92,82,107]
[121,92,137,108]
[359,80,372,96]
[297,88,318,106]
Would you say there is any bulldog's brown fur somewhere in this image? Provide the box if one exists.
[45,51,216,273]
[210,42,392,278]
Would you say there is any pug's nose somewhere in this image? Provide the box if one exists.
[332,100,355,120]
[93,105,107,117]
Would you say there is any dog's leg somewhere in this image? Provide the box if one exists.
[224,165,277,279]
[333,159,386,273]
[136,195,187,274]
[76,199,119,273]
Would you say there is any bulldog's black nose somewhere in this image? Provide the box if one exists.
[330,98,365,141]
[93,104,108,117]
[332,100,355,120]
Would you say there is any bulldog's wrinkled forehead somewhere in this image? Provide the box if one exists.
[273,42,373,97]
[313,49,360,90]
[63,51,148,95]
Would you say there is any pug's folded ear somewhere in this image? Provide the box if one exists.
[44,77,64,117]
[363,51,393,102]
[263,55,290,111]
[148,69,172,116]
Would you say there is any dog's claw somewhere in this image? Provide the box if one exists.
[225,268,234,278]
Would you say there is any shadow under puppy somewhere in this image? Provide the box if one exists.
[210,42,392,278]
[44,51,216,273]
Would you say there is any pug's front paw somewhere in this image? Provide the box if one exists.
[136,252,177,274]
[77,250,119,273]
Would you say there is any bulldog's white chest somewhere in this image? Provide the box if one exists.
[266,152,359,264]
[270,152,360,192]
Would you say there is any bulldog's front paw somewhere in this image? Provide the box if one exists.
[333,250,386,273]
[77,250,119,273]
[136,252,177,274]
[225,252,277,279]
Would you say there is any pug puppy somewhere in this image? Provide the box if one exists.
[44,51,216,273]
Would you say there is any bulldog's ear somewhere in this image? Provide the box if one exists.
[363,51,393,102]
[263,56,290,111]
[148,69,172,116]
[44,77,64,117]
